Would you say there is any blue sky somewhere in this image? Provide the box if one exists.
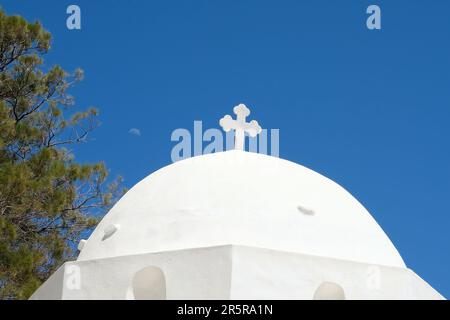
[2,0,449,297]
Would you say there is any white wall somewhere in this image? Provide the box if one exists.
[31,245,444,300]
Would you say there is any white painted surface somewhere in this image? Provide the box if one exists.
[30,246,444,300]
[77,151,405,268]
[32,246,233,300]
[229,246,443,300]
[29,265,65,300]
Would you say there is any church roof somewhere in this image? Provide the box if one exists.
[77,151,405,268]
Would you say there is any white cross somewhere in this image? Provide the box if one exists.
[219,104,262,151]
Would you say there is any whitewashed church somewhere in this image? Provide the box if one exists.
[31,104,444,300]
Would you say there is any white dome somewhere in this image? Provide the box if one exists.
[77,151,405,268]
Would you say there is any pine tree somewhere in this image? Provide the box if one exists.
[0,9,123,299]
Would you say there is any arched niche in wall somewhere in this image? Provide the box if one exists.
[313,281,346,300]
[131,266,166,300]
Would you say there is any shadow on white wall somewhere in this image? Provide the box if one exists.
[126,266,166,300]
[313,282,346,300]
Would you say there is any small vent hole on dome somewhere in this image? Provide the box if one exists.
[102,224,120,241]
[297,205,315,216]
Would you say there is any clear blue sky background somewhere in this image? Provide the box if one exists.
[2,0,449,298]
